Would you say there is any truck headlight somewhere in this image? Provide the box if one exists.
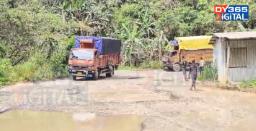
[162,57,168,62]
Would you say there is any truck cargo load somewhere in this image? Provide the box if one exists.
[176,36,213,50]
[74,36,121,55]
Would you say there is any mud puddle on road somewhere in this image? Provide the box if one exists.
[0,110,142,131]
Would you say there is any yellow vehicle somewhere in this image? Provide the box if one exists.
[162,36,213,71]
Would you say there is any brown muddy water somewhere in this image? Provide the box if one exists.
[0,110,143,131]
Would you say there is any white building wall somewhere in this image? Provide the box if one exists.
[215,38,227,83]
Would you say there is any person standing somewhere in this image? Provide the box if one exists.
[199,57,205,75]
[181,56,188,81]
[189,60,198,91]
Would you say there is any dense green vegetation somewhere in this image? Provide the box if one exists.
[0,0,255,86]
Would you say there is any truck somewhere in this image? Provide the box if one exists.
[162,36,213,71]
[68,36,122,80]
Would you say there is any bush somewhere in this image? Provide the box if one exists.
[118,65,136,70]
[139,60,163,69]
[0,59,13,86]
[0,51,69,86]
[119,60,162,70]
[198,65,217,81]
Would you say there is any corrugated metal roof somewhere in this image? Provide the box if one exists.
[213,31,256,40]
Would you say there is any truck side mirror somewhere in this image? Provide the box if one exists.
[95,51,102,58]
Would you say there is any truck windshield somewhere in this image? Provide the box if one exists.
[71,50,94,60]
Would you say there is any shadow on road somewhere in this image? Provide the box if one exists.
[112,76,144,80]
[72,75,144,81]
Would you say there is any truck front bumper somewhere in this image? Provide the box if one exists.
[69,69,95,77]
[162,61,173,68]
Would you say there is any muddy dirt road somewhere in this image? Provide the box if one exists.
[1,70,256,131]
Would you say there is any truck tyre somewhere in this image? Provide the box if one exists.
[115,65,119,70]
[72,76,77,80]
[106,66,114,77]
[93,70,99,80]
[173,64,181,72]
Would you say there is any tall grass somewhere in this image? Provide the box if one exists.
[240,80,256,88]
[198,65,218,81]
[0,59,13,86]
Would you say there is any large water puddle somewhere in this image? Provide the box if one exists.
[0,110,142,131]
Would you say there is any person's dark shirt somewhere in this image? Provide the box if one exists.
[190,63,198,76]
[181,60,187,69]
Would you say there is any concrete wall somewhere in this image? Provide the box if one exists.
[214,38,227,83]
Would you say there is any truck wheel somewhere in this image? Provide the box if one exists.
[106,66,114,77]
[72,76,77,80]
[115,65,119,70]
[173,64,181,72]
[93,70,99,80]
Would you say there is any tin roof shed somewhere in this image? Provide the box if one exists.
[212,31,256,83]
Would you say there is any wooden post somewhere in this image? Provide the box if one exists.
[226,40,230,82]
[158,31,163,61]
